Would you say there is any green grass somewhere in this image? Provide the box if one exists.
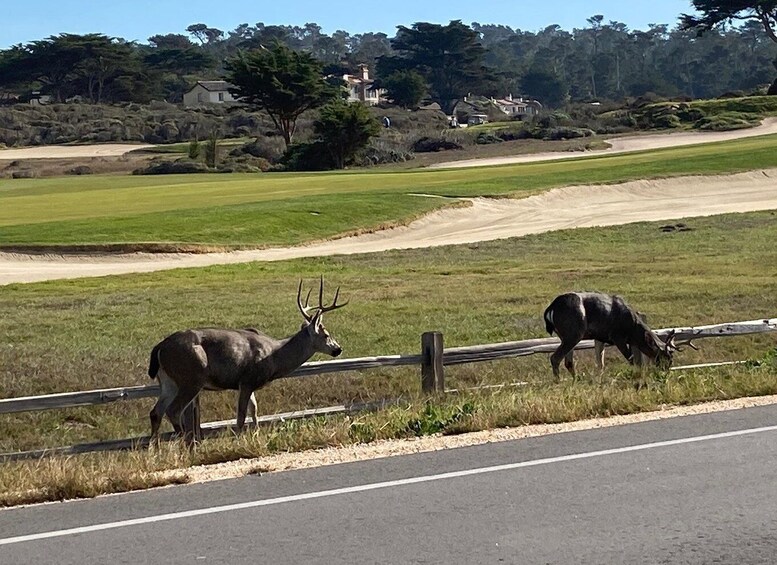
[1,209,776,451]
[1,209,776,503]
[1,134,776,247]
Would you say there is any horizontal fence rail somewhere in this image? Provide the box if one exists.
[1,317,774,461]
[1,400,400,462]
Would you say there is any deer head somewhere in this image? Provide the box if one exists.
[297,276,348,357]
[641,329,675,369]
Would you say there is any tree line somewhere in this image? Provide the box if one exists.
[0,3,775,107]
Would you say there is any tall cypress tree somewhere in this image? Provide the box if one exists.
[377,20,495,115]
[225,43,339,146]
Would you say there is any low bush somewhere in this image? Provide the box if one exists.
[0,102,275,147]
[68,165,93,175]
[475,131,503,145]
[544,126,595,140]
[278,141,334,171]
[132,159,210,175]
[694,112,759,131]
[229,136,286,163]
[412,136,463,152]
[354,140,415,166]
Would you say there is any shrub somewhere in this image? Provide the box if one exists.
[676,106,706,122]
[68,165,93,175]
[694,112,758,131]
[354,142,414,166]
[412,136,463,152]
[496,127,535,141]
[475,132,503,145]
[204,132,219,168]
[226,155,272,171]
[187,140,201,160]
[279,141,333,171]
[544,126,595,140]
[230,136,286,162]
[132,159,210,175]
[216,163,262,173]
[651,114,682,129]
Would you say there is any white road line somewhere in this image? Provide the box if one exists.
[2,424,776,546]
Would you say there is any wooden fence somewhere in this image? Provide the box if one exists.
[1,318,775,461]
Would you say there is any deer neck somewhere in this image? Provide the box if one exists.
[267,329,317,378]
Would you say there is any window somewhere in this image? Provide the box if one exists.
[218,92,225,102]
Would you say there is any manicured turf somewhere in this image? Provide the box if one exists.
[1,134,776,247]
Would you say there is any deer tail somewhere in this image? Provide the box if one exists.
[148,343,161,380]
[543,306,555,336]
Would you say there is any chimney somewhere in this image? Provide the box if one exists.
[359,64,369,80]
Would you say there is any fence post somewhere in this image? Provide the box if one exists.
[421,331,445,394]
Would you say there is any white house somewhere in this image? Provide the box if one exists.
[342,65,383,105]
[183,81,236,106]
[493,94,542,119]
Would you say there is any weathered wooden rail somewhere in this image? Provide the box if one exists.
[1,318,774,461]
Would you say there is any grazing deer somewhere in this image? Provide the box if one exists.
[543,292,677,379]
[147,277,348,440]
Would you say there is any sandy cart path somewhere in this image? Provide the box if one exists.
[0,144,154,160]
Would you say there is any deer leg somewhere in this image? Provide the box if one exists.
[614,340,633,365]
[594,341,606,371]
[235,390,258,427]
[593,340,607,384]
[236,385,256,432]
[166,386,202,442]
[631,347,645,367]
[246,391,258,426]
[149,372,178,442]
[550,340,578,380]
[564,350,577,378]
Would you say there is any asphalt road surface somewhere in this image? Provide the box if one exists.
[2,405,777,564]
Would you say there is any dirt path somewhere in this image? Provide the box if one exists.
[428,117,777,168]
[2,167,777,285]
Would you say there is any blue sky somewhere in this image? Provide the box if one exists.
[3,0,697,48]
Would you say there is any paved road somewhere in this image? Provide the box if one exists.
[2,405,777,564]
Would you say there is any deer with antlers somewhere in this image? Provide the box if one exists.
[147,276,348,440]
[543,291,688,379]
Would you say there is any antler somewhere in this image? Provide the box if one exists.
[297,280,315,322]
[316,275,349,313]
[297,276,348,321]
[661,329,700,352]
[672,337,700,352]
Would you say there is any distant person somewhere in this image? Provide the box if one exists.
[382,116,391,128]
